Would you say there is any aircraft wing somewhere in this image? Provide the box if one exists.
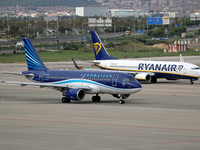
[1,72,23,76]
[180,54,184,62]
[1,72,34,78]
[124,71,154,76]
[0,80,91,90]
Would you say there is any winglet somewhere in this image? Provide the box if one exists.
[23,38,48,71]
[72,58,82,69]
[91,30,117,60]
[180,54,184,62]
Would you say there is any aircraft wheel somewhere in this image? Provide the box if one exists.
[62,97,66,103]
[92,96,97,102]
[190,79,194,84]
[96,96,101,102]
[151,76,157,83]
[119,100,125,104]
[66,98,71,103]
[62,97,71,103]
[92,96,101,102]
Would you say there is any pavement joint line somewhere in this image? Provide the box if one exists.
[1,117,200,132]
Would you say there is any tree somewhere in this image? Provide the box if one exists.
[169,27,186,36]
[147,27,164,38]
[198,29,200,35]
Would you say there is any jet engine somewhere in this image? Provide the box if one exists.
[64,89,85,101]
[135,73,151,82]
[112,94,130,99]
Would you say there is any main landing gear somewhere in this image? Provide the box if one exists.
[151,76,157,83]
[92,94,101,102]
[61,97,71,103]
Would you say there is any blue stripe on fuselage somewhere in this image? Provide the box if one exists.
[54,79,131,91]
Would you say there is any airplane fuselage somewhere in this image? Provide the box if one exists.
[94,60,200,80]
[22,70,142,95]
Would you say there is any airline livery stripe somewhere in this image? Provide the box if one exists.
[25,46,40,65]
[53,79,136,91]
[26,53,41,66]
[24,38,47,70]
[94,64,199,78]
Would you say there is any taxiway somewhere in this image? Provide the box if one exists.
[0,58,200,150]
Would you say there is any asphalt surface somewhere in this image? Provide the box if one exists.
[0,57,200,150]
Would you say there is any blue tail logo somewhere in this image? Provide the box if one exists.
[23,38,47,71]
[91,30,117,60]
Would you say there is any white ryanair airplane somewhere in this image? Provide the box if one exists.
[91,30,200,84]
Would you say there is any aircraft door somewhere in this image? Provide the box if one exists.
[39,71,45,82]
[112,74,119,86]
[183,68,187,74]
[81,76,85,84]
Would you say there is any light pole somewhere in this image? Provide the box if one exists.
[143,21,147,33]
[7,13,10,39]
[133,19,136,33]
[82,22,87,40]
[113,22,116,34]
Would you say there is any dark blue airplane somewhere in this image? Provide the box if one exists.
[0,38,142,104]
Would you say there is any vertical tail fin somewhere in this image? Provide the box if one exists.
[72,58,82,69]
[91,30,117,60]
[23,38,48,71]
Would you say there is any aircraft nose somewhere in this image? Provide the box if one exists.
[129,81,142,89]
[197,71,200,77]
[136,82,142,88]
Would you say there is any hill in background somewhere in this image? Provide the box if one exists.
[0,0,99,7]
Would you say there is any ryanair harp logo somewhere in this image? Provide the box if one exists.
[93,42,101,55]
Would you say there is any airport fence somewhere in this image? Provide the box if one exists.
[0,45,64,55]
[0,32,131,55]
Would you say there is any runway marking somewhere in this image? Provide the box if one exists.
[138,92,200,97]
[1,117,200,132]
[100,140,200,148]
[0,96,17,99]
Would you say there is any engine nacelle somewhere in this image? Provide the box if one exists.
[64,89,85,101]
[112,94,130,99]
[135,73,151,82]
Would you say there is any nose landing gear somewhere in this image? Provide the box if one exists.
[119,99,125,104]
[190,79,196,84]
[118,95,125,104]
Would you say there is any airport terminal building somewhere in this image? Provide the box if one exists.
[76,7,108,17]
[76,7,150,18]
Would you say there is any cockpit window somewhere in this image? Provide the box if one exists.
[123,78,126,82]
[123,77,137,82]
[130,77,137,82]
[191,67,200,70]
